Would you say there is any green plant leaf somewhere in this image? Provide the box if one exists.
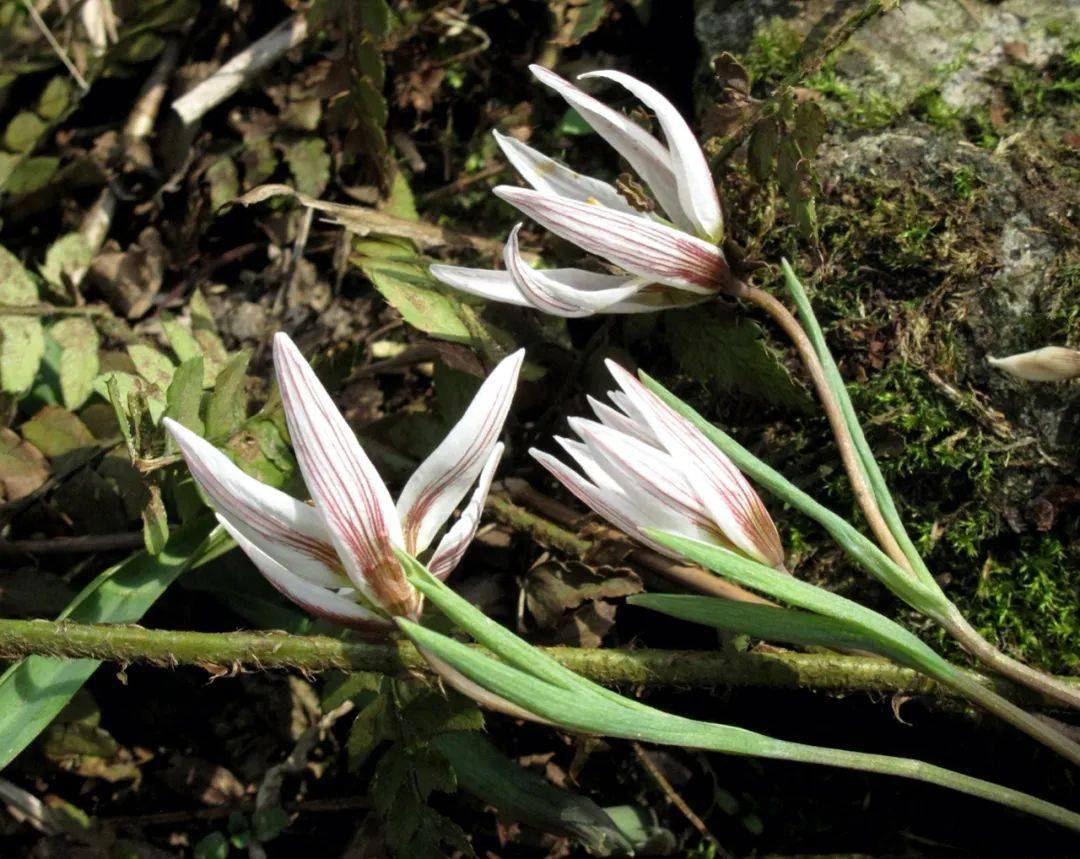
[205,350,251,439]
[0,244,44,393]
[640,530,946,675]
[360,257,476,344]
[127,343,176,394]
[0,517,223,771]
[4,111,46,153]
[779,260,937,589]
[163,356,205,439]
[431,731,637,856]
[49,318,100,409]
[629,593,890,656]
[40,233,92,291]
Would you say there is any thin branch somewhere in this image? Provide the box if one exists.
[0,532,146,557]
[21,0,89,91]
[171,14,309,126]
[0,618,1076,709]
[632,742,726,855]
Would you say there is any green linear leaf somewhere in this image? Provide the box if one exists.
[630,593,893,658]
[431,731,637,856]
[779,260,938,589]
[641,530,948,678]
[0,517,223,771]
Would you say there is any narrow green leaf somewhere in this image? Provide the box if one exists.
[629,594,893,659]
[641,530,948,677]
[431,731,636,855]
[0,517,222,771]
[779,260,938,590]
[397,552,640,713]
[398,621,1080,832]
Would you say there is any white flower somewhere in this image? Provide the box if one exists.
[430,65,729,318]
[530,360,784,568]
[165,333,523,630]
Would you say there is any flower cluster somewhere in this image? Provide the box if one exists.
[431,65,731,317]
[170,69,781,630]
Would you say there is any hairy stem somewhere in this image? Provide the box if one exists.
[735,283,912,573]
[0,618,1076,708]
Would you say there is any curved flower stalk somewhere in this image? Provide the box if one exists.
[164,333,523,631]
[530,359,784,569]
[430,65,731,317]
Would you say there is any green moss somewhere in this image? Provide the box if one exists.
[743,18,803,88]
[949,537,1080,674]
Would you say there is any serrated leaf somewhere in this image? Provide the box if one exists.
[381,170,417,221]
[162,318,225,386]
[400,689,484,741]
[347,693,390,771]
[0,245,44,392]
[127,343,176,394]
[205,350,250,439]
[0,316,45,392]
[360,258,474,344]
[50,318,100,409]
[284,139,331,197]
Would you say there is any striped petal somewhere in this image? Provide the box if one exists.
[503,224,645,317]
[568,417,714,532]
[580,71,722,242]
[429,265,533,307]
[272,333,417,617]
[398,349,523,554]
[587,395,658,446]
[493,130,642,217]
[216,515,392,631]
[427,442,503,580]
[530,447,704,558]
[494,186,729,294]
[163,418,346,588]
[605,360,784,568]
[529,64,692,232]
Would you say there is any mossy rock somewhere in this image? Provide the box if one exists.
[693,0,1079,672]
